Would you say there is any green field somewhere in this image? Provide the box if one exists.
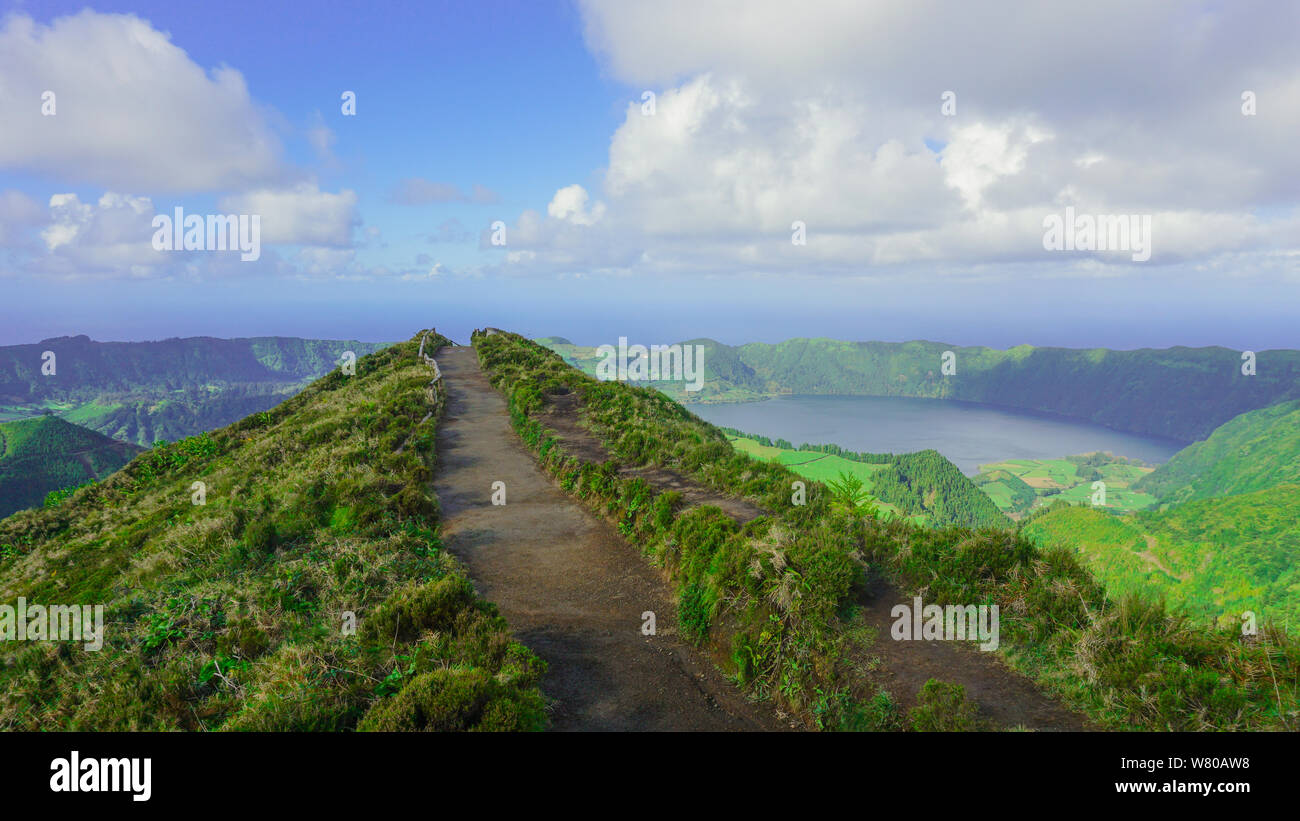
[727,436,928,525]
[974,453,1159,518]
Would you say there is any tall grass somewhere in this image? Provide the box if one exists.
[0,331,546,731]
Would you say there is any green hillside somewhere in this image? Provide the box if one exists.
[0,334,391,445]
[1022,487,1300,631]
[539,336,1300,442]
[487,330,1298,731]
[724,432,1007,528]
[1136,400,1300,504]
[0,416,142,518]
[0,332,546,731]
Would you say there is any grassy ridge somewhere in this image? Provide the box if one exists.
[0,332,546,731]
[479,330,880,729]
[485,330,1299,730]
[0,416,142,518]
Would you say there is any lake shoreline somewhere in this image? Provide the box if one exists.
[690,394,1187,476]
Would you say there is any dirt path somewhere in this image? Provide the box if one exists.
[530,381,1090,731]
[853,576,1089,730]
[432,347,788,732]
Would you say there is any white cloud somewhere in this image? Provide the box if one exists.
[220,183,359,247]
[483,1,1300,279]
[32,191,168,277]
[0,11,288,193]
[547,184,605,225]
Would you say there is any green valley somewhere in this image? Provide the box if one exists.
[1022,487,1300,631]
[0,334,390,445]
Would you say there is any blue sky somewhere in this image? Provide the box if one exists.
[1,1,1297,349]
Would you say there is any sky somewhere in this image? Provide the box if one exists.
[1,0,1297,349]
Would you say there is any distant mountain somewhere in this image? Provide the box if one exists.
[0,335,390,445]
[0,416,142,518]
[1135,400,1300,504]
[540,336,1300,442]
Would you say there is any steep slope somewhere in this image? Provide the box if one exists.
[0,416,143,518]
[1022,487,1300,630]
[0,334,390,445]
[0,331,546,731]
[1135,400,1300,504]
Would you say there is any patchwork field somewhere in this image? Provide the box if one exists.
[974,453,1159,518]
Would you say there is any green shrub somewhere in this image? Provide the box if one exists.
[909,679,980,732]
[358,668,547,732]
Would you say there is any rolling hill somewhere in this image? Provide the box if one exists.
[725,431,1008,528]
[0,416,142,518]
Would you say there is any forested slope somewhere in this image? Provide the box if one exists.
[0,416,142,518]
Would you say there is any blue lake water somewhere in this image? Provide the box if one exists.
[689,395,1186,475]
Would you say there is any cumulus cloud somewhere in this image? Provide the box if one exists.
[485,0,1300,278]
[35,192,168,277]
[547,185,605,226]
[219,183,359,247]
[0,11,289,193]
